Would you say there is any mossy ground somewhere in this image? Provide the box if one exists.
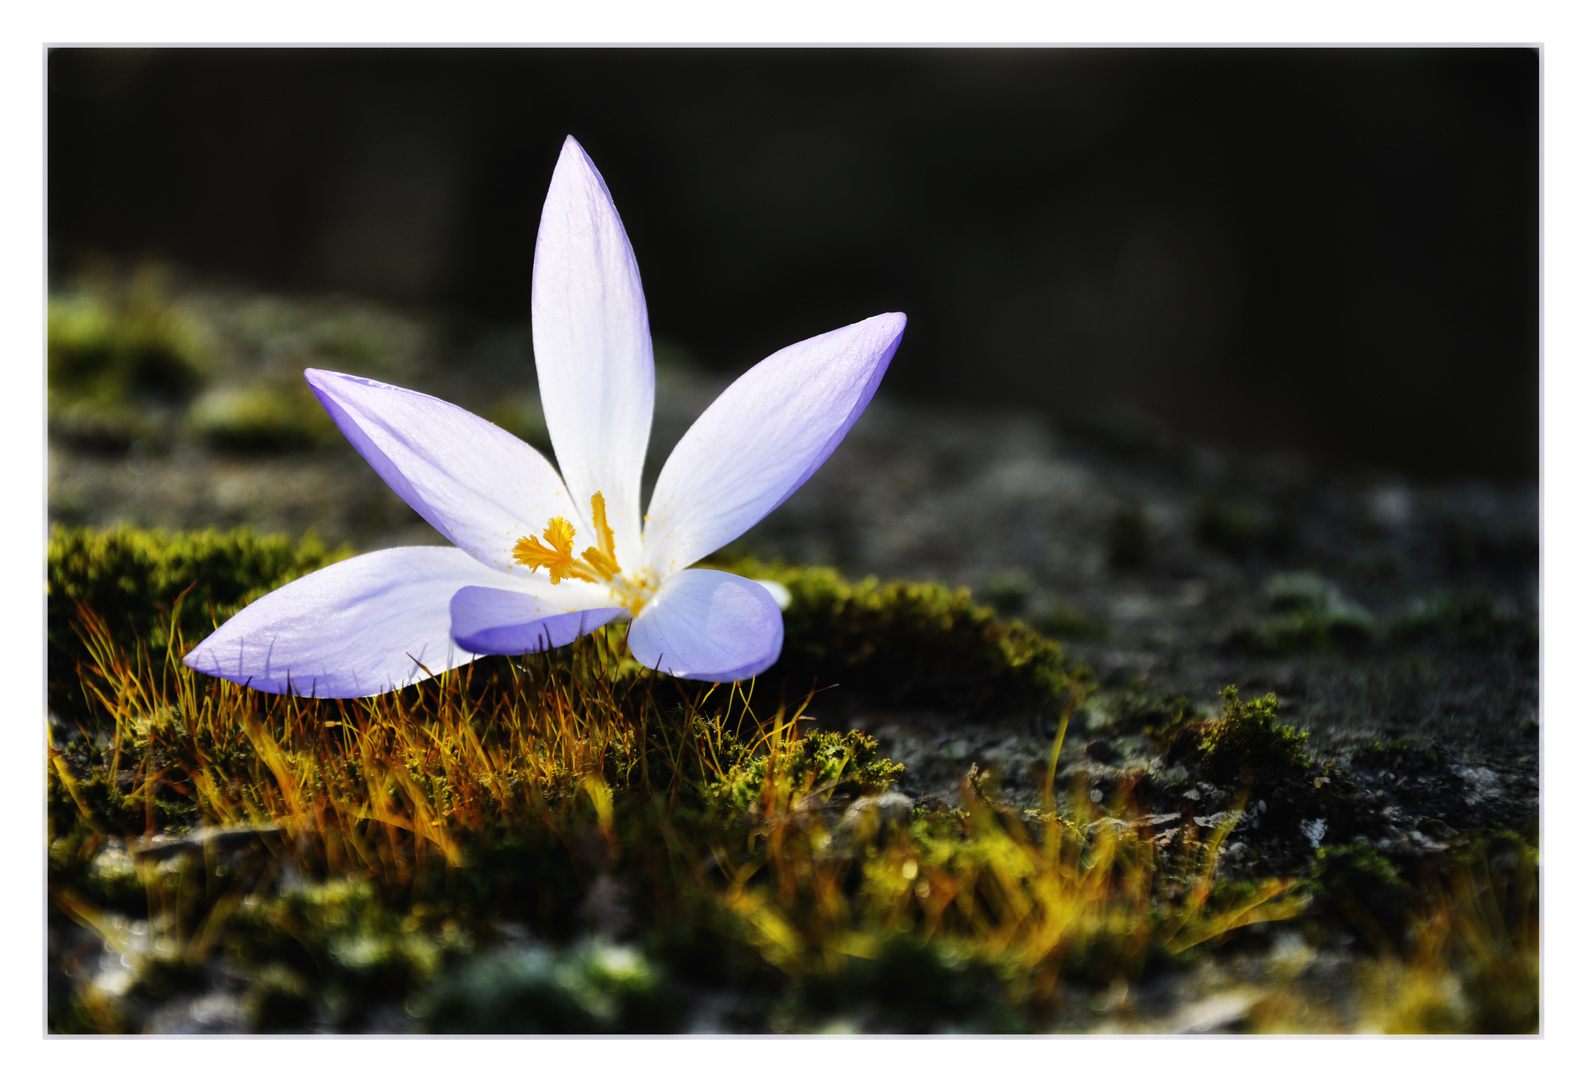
[46,527,1537,1033]
[45,275,1538,1033]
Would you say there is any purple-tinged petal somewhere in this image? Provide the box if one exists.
[183,547,521,698]
[532,136,652,561]
[754,579,793,611]
[450,587,624,655]
[306,369,577,577]
[643,313,905,577]
[626,569,783,682]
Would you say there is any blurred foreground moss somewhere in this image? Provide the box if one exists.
[1268,832,1539,1034]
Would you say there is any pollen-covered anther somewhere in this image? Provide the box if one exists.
[513,492,624,586]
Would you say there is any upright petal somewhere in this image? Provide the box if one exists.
[643,312,905,577]
[532,136,652,562]
[183,547,523,698]
[626,569,784,682]
[306,369,577,576]
[450,586,624,655]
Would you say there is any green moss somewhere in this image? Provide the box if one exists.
[1454,834,1540,1034]
[50,988,129,1035]
[1351,738,1441,772]
[708,729,904,814]
[242,965,315,1032]
[1179,686,1312,785]
[1031,603,1108,641]
[715,557,1084,714]
[48,273,208,407]
[126,951,208,1006]
[983,569,1032,615]
[227,878,450,1025]
[1305,839,1412,944]
[47,525,351,721]
[48,397,165,453]
[1306,832,1538,1033]
[47,528,1319,1033]
[418,939,678,1034]
[1388,589,1536,652]
[788,935,1018,1033]
[1228,572,1377,654]
[188,381,338,451]
[47,530,1084,726]
[47,754,196,842]
[303,308,415,367]
[1116,692,1202,742]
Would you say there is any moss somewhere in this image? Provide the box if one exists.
[714,557,1084,714]
[46,528,1315,1033]
[50,989,128,1035]
[1388,589,1536,652]
[47,532,1083,725]
[126,951,208,1006]
[48,397,166,453]
[787,935,1019,1033]
[303,307,417,368]
[1032,601,1109,642]
[48,271,208,407]
[47,754,197,847]
[1309,840,1408,915]
[1175,686,1312,785]
[242,965,315,1032]
[1307,833,1537,1032]
[418,939,679,1034]
[1118,692,1203,742]
[188,381,338,452]
[708,729,904,814]
[47,525,352,722]
[983,569,1032,615]
[1351,738,1441,772]
[1453,835,1539,1034]
[1228,571,1376,654]
[225,879,453,1028]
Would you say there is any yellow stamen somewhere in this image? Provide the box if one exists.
[582,547,621,579]
[591,491,617,560]
[581,491,622,578]
[513,492,626,587]
[512,515,596,584]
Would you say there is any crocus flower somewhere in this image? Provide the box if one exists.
[183,137,905,698]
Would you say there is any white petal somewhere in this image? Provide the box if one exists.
[626,569,784,682]
[643,313,905,577]
[450,587,625,655]
[307,369,577,577]
[531,136,652,563]
[183,547,524,698]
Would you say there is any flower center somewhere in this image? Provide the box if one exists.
[513,492,652,613]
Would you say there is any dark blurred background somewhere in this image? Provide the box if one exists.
[47,48,1538,481]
